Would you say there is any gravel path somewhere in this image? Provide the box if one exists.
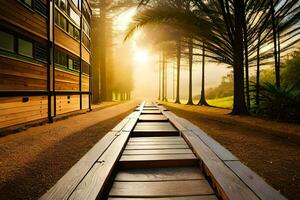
[0,101,138,200]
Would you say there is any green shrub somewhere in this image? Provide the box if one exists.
[254,83,300,122]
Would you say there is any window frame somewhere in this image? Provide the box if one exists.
[0,28,47,64]
[17,37,34,58]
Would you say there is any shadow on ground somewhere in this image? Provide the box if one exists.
[0,111,131,200]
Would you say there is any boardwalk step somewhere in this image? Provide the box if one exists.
[109,180,214,198]
[138,114,168,122]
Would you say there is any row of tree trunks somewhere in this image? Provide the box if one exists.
[158,41,208,106]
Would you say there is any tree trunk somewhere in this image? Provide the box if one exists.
[99,0,107,101]
[158,53,162,100]
[187,38,194,105]
[175,39,181,103]
[162,52,167,101]
[232,0,249,115]
[256,36,260,107]
[270,0,280,87]
[242,5,250,110]
[198,43,209,106]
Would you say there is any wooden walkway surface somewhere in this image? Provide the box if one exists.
[40,101,287,200]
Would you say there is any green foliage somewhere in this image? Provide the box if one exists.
[207,96,233,109]
[206,75,233,99]
[281,51,300,89]
[254,83,300,122]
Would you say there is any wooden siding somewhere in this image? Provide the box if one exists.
[0,56,47,91]
[56,95,80,115]
[55,68,79,91]
[0,0,47,39]
[82,47,90,64]
[55,26,80,57]
[82,94,89,109]
[0,96,48,129]
[82,76,89,91]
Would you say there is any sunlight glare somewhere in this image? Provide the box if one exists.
[114,8,136,31]
[134,50,149,64]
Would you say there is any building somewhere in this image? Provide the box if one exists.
[0,0,92,129]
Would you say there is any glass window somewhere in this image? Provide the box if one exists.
[70,8,80,26]
[60,0,67,12]
[71,0,79,7]
[68,58,73,69]
[83,34,90,49]
[60,15,67,31]
[54,11,59,25]
[35,43,48,61]
[59,52,67,67]
[83,21,90,36]
[0,30,14,52]
[21,0,32,7]
[74,27,80,40]
[68,23,74,36]
[55,51,67,67]
[18,38,33,57]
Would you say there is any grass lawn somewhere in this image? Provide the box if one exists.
[207,96,233,109]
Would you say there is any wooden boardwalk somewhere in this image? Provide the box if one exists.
[40,101,286,200]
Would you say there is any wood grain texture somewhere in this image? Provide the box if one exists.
[0,56,47,91]
[178,117,238,161]
[129,137,183,142]
[115,167,205,182]
[82,47,90,64]
[139,114,168,122]
[120,154,197,162]
[181,130,259,200]
[56,95,80,115]
[125,144,189,150]
[0,0,47,38]
[123,149,193,155]
[55,26,80,56]
[68,132,130,200]
[39,131,117,200]
[134,122,178,132]
[0,96,47,128]
[127,140,186,145]
[108,196,218,200]
[55,69,79,91]
[109,180,214,197]
[142,110,162,114]
[225,161,287,200]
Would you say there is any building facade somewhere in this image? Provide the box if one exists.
[0,0,92,129]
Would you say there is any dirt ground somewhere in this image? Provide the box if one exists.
[164,103,300,200]
[0,100,138,200]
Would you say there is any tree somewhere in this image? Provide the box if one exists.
[198,43,209,106]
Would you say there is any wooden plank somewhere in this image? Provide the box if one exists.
[139,114,168,122]
[134,122,178,132]
[109,180,214,197]
[115,167,205,182]
[39,131,117,200]
[123,149,193,155]
[131,132,179,137]
[181,131,259,200]
[68,132,130,200]
[141,110,161,114]
[225,161,287,200]
[129,137,183,142]
[120,154,197,162]
[178,117,238,161]
[127,140,186,145]
[125,144,189,150]
[108,196,218,200]
[160,111,187,132]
